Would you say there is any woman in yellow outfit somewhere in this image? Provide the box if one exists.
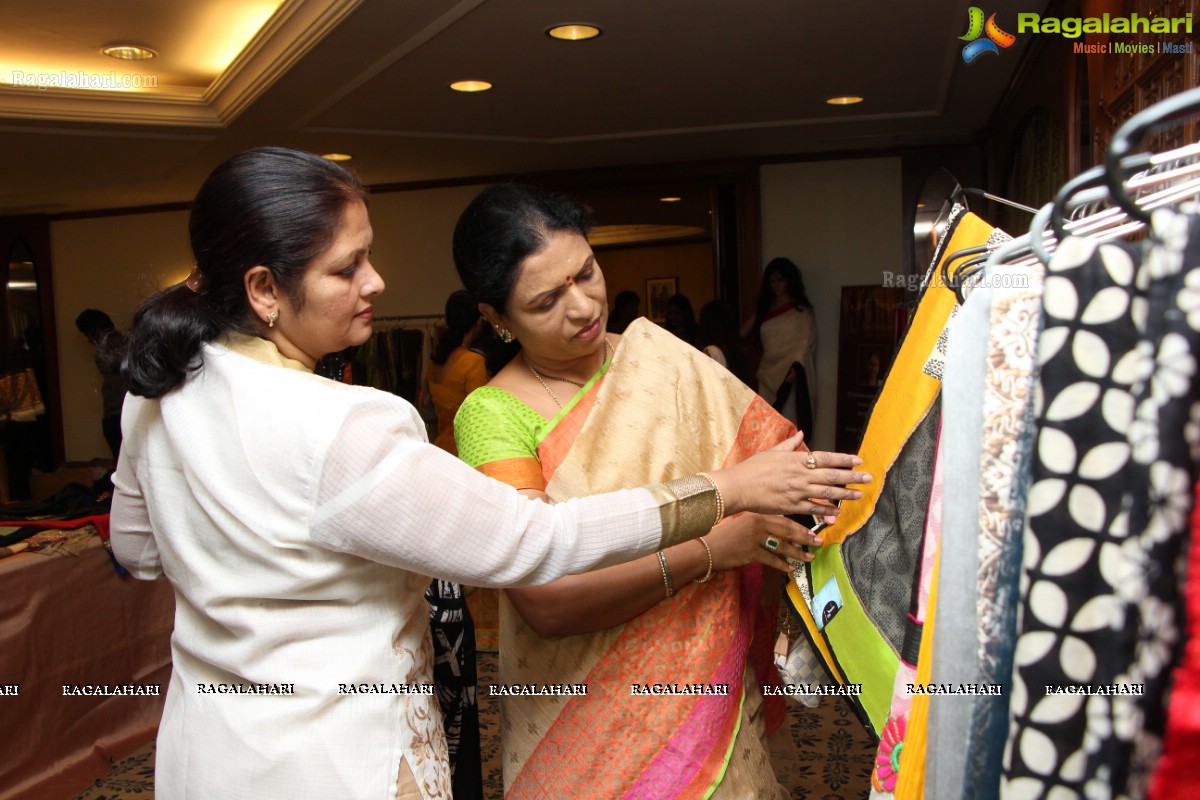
[426,290,490,455]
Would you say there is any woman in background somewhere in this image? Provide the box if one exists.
[452,184,867,799]
[605,289,640,334]
[744,257,817,437]
[697,299,749,385]
[426,289,490,455]
[664,292,699,345]
[110,148,861,800]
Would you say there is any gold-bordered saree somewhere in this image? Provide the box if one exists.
[456,319,794,799]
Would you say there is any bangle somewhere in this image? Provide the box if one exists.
[657,551,675,598]
[697,472,724,525]
[653,475,721,547]
[695,537,714,583]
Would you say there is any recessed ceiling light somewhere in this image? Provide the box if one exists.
[450,80,493,93]
[102,45,158,60]
[659,196,682,203]
[547,24,602,41]
[321,153,352,162]
[826,95,864,106]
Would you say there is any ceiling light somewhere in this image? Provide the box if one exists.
[450,80,493,93]
[321,153,352,162]
[547,24,602,41]
[659,196,682,203]
[101,45,158,61]
[826,95,864,106]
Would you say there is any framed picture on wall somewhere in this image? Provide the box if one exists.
[645,277,677,323]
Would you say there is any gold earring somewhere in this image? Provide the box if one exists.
[267,309,279,328]
[497,327,513,344]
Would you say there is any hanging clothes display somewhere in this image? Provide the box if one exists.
[787,85,1200,800]
[1002,208,1200,798]
[785,206,1005,742]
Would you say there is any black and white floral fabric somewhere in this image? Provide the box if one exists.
[1001,206,1200,799]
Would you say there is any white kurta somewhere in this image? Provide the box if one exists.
[110,336,664,800]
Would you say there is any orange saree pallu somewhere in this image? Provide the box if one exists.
[495,320,794,799]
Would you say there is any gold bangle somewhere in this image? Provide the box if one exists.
[697,472,724,525]
[657,551,674,598]
[695,537,713,583]
[654,475,719,547]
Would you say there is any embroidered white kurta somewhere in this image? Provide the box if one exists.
[111,337,663,800]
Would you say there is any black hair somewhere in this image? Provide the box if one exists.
[452,183,590,368]
[754,257,813,339]
[452,184,590,313]
[431,289,482,366]
[123,147,367,398]
[698,300,749,384]
[75,308,115,337]
[664,293,698,345]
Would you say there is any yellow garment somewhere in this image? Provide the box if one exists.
[427,346,487,455]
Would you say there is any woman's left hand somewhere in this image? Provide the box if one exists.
[704,512,822,575]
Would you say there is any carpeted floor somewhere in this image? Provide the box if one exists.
[73,598,874,800]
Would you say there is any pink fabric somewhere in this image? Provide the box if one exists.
[623,566,761,798]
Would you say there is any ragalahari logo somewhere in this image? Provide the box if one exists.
[960,7,1017,62]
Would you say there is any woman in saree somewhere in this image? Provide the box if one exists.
[743,257,817,436]
[452,184,867,798]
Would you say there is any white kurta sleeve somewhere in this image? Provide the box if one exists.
[310,399,665,586]
[110,450,164,580]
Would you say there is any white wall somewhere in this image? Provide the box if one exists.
[52,210,193,462]
[50,184,484,461]
[760,158,904,450]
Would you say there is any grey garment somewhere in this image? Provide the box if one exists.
[926,280,992,800]
[841,397,940,657]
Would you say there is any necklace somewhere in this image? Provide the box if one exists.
[525,337,612,409]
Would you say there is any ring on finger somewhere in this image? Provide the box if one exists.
[805,452,818,470]
[764,536,781,551]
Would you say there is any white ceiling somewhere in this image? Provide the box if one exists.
[0,0,1041,217]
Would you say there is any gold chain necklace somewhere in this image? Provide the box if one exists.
[525,337,612,409]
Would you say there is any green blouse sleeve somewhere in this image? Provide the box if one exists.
[454,386,546,470]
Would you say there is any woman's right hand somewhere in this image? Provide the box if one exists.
[706,512,822,574]
[709,432,871,521]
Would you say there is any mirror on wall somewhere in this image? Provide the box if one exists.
[912,167,962,282]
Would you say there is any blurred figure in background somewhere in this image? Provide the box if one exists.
[75,308,128,459]
[606,289,641,333]
[742,257,816,438]
[426,290,490,456]
[698,300,749,385]
[664,293,699,346]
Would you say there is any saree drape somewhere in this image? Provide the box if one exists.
[462,319,794,799]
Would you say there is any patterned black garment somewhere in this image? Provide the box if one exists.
[426,579,483,800]
[1002,207,1200,798]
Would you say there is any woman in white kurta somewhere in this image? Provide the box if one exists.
[109,148,870,800]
